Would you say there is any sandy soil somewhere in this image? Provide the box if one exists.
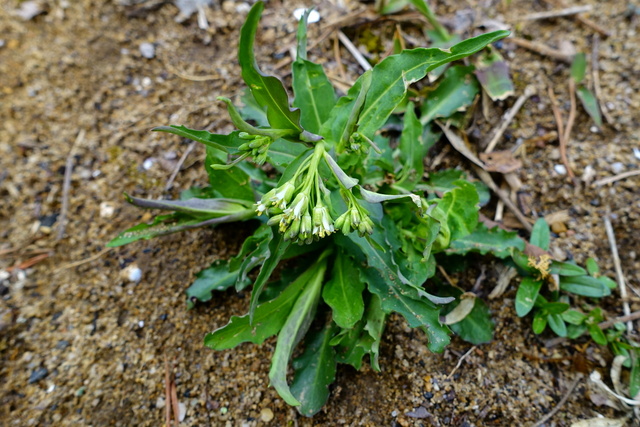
[1,0,639,425]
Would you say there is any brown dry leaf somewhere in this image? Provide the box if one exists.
[479,150,523,173]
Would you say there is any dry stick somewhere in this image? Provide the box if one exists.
[165,141,196,191]
[522,5,592,21]
[547,87,565,144]
[591,35,616,125]
[541,0,611,37]
[164,60,219,82]
[57,130,86,240]
[333,33,346,81]
[562,79,577,179]
[473,166,533,232]
[484,85,536,153]
[170,380,180,427]
[604,209,633,333]
[446,346,477,380]
[532,374,583,427]
[509,37,573,63]
[53,247,113,273]
[337,30,372,71]
[594,170,640,187]
[165,357,172,427]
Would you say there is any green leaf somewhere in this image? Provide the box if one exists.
[515,277,543,317]
[106,213,241,247]
[420,65,480,124]
[587,323,607,346]
[355,30,509,140]
[570,52,587,83]
[446,223,525,259]
[474,47,514,101]
[153,125,241,152]
[364,268,451,352]
[290,321,338,417]
[449,298,494,345]
[532,310,547,334]
[550,260,587,277]
[267,138,310,171]
[560,275,611,298]
[576,86,603,127]
[395,102,428,189]
[239,2,302,132]
[599,275,618,290]
[436,180,479,240]
[562,309,587,325]
[204,260,326,350]
[124,193,254,218]
[322,251,365,329]
[585,258,600,276]
[547,313,567,337]
[205,146,255,200]
[543,302,570,315]
[530,218,550,251]
[269,256,328,406]
[186,261,248,309]
[292,10,336,133]
[229,224,272,288]
[630,351,640,399]
[249,231,291,321]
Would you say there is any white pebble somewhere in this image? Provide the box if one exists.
[633,147,640,160]
[391,410,398,417]
[260,408,274,422]
[139,42,155,59]
[142,158,155,170]
[293,8,320,23]
[590,125,599,133]
[138,320,144,328]
[121,264,142,282]
[554,164,567,175]
[236,2,251,13]
[178,402,187,421]
[141,77,152,87]
[100,202,115,219]
[156,397,165,409]
[611,162,624,174]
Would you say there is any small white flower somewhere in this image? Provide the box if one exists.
[270,182,295,210]
[312,206,334,238]
[284,193,308,221]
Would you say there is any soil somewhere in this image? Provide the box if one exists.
[1,0,639,426]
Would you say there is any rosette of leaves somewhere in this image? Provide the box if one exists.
[109,2,634,415]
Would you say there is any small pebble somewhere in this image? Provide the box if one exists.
[178,402,186,421]
[391,410,398,417]
[633,147,640,160]
[554,164,567,175]
[121,264,142,283]
[28,367,49,384]
[611,162,624,174]
[142,158,155,170]
[100,202,115,219]
[139,42,155,59]
[260,408,274,422]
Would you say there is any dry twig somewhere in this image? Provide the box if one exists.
[473,166,533,232]
[57,130,86,240]
[509,37,573,63]
[562,79,577,179]
[604,209,632,333]
[484,86,536,153]
[165,357,172,427]
[594,170,640,187]
[337,30,371,71]
[532,374,583,427]
[590,35,615,125]
[165,141,196,191]
[522,5,592,21]
[446,346,476,380]
[53,248,113,273]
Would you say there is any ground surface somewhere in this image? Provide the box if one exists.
[1,0,639,425]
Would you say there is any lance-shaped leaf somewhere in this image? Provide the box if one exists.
[229,223,272,288]
[240,2,302,132]
[576,86,603,127]
[292,10,336,133]
[571,52,587,83]
[186,260,248,309]
[560,275,611,298]
[354,30,509,139]
[153,125,245,152]
[530,218,551,251]
[359,187,421,208]
[290,320,338,417]
[323,152,359,189]
[474,47,514,101]
[420,65,480,125]
[395,102,430,189]
[550,261,586,277]
[106,211,253,247]
[267,138,310,172]
[204,259,326,350]
[124,193,254,218]
[269,256,327,406]
[515,277,543,317]
[249,231,291,321]
[322,250,365,329]
[446,223,525,258]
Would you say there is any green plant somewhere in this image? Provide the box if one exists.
[109,2,638,415]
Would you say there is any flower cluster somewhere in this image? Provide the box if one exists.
[334,205,374,237]
[238,132,272,165]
